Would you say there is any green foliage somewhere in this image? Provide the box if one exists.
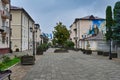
[105,6,113,41]
[52,38,57,45]
[47,42,52,47]
[53,22,70,45]
[2,56,11,63]
[37,45,44,51]
[37,43,48,51]
[64,40,74,48]
[0,63,5,70]
[0,57,20,70]
[113,1,120,41]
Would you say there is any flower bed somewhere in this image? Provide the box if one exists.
[0,56,20,70]
[54,48,68,53]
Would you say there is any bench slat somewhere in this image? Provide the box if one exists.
[0,70,12,80]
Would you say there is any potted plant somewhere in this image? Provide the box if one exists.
[97,50,103,55]
[54,48,68,53]
[36,44,44,55]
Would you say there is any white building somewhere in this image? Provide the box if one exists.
[70,15,106,50]
[0,0,11,54]
[11,6,35,51]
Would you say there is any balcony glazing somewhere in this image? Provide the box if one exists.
[1,0,10,4]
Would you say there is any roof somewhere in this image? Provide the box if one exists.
[85,32,104,41]
[11,6,34,22]
[73,15,105,23]
[11,6,22,9]
[80,15,105,20]
[73,18,80,23]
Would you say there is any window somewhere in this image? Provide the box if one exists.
[2,33,6,44]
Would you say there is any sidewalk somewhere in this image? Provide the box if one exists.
[3,48,120,80]
[22,48,120,80]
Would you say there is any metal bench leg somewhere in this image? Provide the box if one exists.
[8,75,11,80]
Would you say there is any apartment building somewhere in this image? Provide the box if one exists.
[70,15,106,50]
[0,0,11,54]
[11,6,35,51]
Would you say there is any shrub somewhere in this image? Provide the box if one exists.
[37,44,44,51]
[0,63,5,70]
[42,43,48,50]
[64,40,74,49]
[2,56,11,63]
[54,48,68,53]
[36,43,48,55]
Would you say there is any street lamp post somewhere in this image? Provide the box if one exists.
[30,27,37,60]
[109,38,112,60]
[106,28,113,60]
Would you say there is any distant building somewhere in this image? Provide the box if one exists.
[35,24,41,47]
[40,33,53,44]
[0,0,11,54]
[11,6,35,51]
[70,15,106,50]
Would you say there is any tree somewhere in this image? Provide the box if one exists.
[52,22,70,46]
[113,1,120,41]
[105,6,113,41]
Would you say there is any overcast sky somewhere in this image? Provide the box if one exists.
[11,0,119,33]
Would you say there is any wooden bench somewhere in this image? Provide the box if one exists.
[0,70,12,80]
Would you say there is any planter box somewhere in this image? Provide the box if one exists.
[97,51,103,55]
[36,51,43,55]
[103,52,109,56]
[82,49,86,54]
[21,56,35,65]
[111,52,117,58]
[74,48,80,51]
[85,50,92,55]
[54,49,68,53]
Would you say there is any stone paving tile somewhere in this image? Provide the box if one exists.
[3,48,120,80]
[22,48,120,80]
[3,50,43,80]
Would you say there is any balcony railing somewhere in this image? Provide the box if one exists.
[1,0,10,4]
[1,9,10,19]
[0,28,4,32]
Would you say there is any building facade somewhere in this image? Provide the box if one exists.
[11,6,35,51]
[70,15,106,50]
[0,0,11,54]
[35,24,41,47]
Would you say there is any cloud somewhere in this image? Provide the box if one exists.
[11,0,119,33]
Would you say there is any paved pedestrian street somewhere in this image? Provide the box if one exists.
[23,48,120,80]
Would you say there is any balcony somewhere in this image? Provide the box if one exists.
[0,28,4,32]
[2,26,10,33]
[1,9,10,19]
[1,0,10,4]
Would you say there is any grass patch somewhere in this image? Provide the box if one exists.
[0,57,20,70]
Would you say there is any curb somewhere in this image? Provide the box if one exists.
[5,62,20,70]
